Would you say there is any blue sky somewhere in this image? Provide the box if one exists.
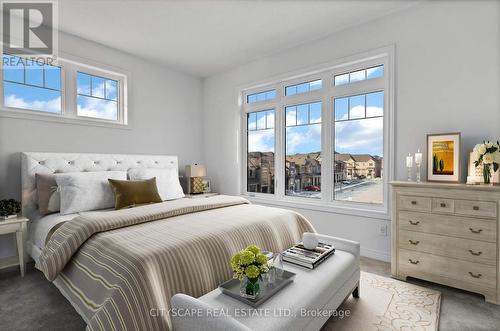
[3,55,118,120]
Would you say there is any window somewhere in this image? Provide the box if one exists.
[334,65,384,86]
[77,72,119,121]
[334,91,384,204]
[3,54,62,113]
[247,109,275,194]
[242,51,391,214]
[285,102,322,198]
[1,53,128,126]
[285,80,321,96]
[247,89,276,104]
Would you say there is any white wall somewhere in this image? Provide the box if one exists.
[0,32,204,259]
[202,1,500,261]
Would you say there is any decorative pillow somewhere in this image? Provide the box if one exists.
[36,173,60,215]
[128,167,185,200]
[55,171,127,215]
[108,177,163,210]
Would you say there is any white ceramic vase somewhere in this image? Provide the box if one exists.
[302,232,319,250]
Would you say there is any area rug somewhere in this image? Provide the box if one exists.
[322,271,441,331]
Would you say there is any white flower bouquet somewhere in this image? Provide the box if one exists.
[472,141,500,184]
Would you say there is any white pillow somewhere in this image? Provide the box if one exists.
[55,171,127,215]
[128,167,185,201]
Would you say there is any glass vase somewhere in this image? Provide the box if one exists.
[483,164,492,185]
[240,277,260,299]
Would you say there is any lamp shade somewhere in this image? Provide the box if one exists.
[185,164,206,178]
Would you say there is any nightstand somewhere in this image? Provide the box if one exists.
[185,193,219,199]
[0,216,29,277]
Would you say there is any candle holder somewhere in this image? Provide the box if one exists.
[414,149,422,183]
[406,153,413,181]
[416,164,421,183]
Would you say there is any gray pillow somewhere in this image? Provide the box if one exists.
[36,173,60,216]
[55,171,127,215]
[128,167,185,201]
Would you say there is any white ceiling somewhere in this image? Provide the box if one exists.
[58,1,419,77]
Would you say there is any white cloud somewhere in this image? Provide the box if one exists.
[248,130,274,152]
[77,96,117,120]
[286,124,321,154]
[350,105,364,119]
[335,117,383,155]
[4,94,61,113]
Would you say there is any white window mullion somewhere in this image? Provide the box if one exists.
[64,62,76,118]
[321,72,332,203]
[275,82,285,199]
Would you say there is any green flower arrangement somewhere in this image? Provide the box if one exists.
[231,244,269,298]
[230,244,269,281]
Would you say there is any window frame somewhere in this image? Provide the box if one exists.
[240,46,394,219]
[0,52,129,128]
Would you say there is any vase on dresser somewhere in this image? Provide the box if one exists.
[483,164,492,184]
[472,142,499,185]
[391,181,500,305]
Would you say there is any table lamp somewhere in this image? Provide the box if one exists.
[185,164,206,194]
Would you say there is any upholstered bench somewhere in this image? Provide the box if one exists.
[172,234,360,331]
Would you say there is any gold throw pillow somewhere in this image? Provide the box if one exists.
[108,177,162,210]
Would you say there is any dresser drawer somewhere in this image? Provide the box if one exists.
[398,211,497,242]
[399,230,497,265]
[399,249,496,289]
[399,196,431,212]
[431,198,454,214]
[455,200,497,219]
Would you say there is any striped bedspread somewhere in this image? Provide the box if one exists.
[36,195,315,331]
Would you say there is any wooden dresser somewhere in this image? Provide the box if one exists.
[391,181,500,304]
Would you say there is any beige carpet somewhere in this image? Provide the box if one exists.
[323,271,441,331]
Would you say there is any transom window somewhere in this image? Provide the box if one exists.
[3,54,62,114]
[334,65,384,86]
[77,72,119,121]
[285,79,321,96]
[247,89,276,104]
[242,53,391,214]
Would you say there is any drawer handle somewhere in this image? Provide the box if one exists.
[411,201,417,205]
[469,228,483,234]
[468,249,483,256]
[409,240,420,245]
[468,272,482,279]
[473,206,479,211]
[409,220,420,225]
[408,259,419,265]
[440,203,446,207]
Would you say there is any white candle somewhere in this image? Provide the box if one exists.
[415,149,422,165]
[406,154,413,167]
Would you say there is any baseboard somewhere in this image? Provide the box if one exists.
[0,255,20,269]
[361,247,391,262]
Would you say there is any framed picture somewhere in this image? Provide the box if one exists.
[202,179,211,193]
[427,132,461,182]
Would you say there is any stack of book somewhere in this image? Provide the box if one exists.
[282,242,335,269]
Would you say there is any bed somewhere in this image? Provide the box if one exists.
[22,152,315,331]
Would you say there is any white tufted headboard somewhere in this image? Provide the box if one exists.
[21,152,179,219]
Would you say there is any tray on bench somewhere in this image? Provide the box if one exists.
[219,269,295,308]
